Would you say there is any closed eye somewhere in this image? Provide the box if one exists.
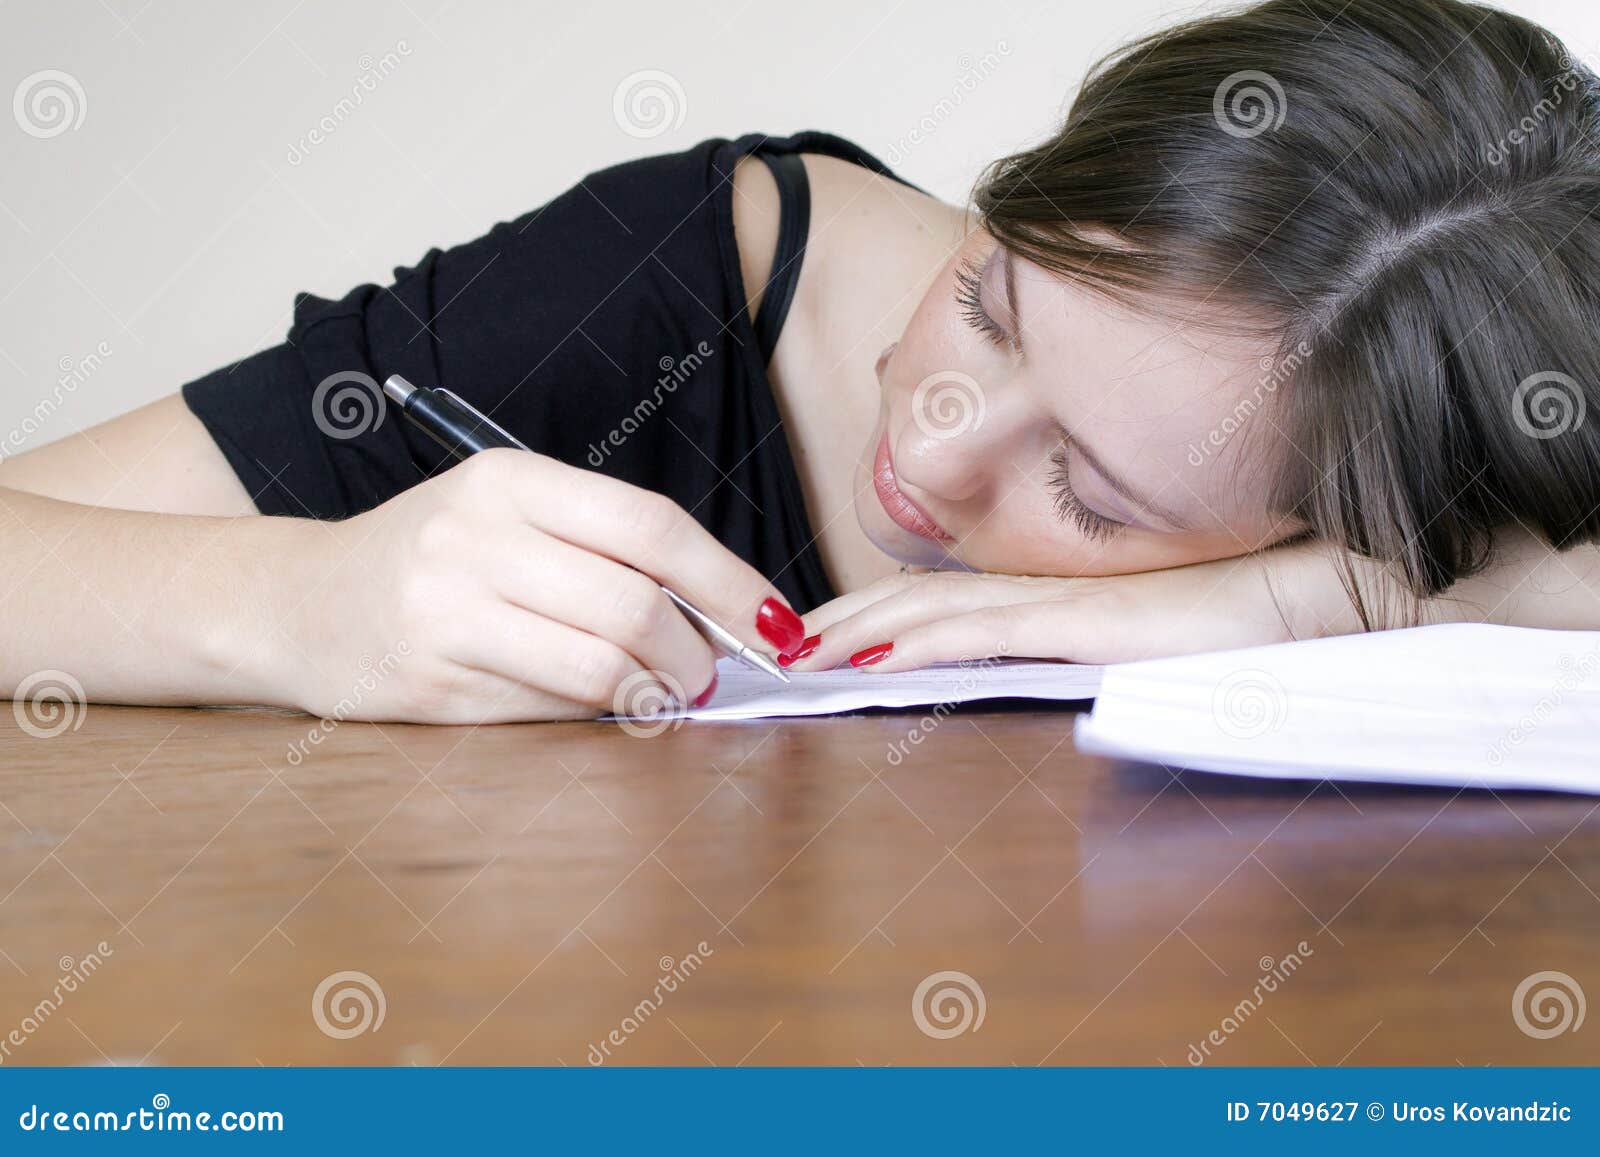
[954,255,1012,349]
[1047,439,1126,543]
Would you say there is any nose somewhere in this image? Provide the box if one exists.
[895,368,1029,503]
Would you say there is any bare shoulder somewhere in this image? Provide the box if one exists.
[731,151,965,324]
[792,154,965,341]
[797,154,966,315]
[800,153,962,247]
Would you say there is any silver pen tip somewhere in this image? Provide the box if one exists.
[744,648,790,683]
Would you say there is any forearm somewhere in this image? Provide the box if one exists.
[1434,530,1600,629]
[0,486,298,708]
[1268,528,1600,640]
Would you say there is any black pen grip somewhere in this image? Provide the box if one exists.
[398,388,522,460]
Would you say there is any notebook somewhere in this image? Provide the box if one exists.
[683,657,1103,720]
[678,623,1600,795]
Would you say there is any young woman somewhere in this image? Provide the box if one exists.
[5,0,1600,723]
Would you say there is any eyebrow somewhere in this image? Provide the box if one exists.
[1068,432,1197,532]
[1001,249,1025,358]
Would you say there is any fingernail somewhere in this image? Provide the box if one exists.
[756,598,805,653]
[777,634,821,668]
[850,642,893,668]
[690,672,719,709]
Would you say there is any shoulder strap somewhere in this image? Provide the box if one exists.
[751,150,811,364]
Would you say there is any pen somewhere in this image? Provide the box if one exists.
[381,374,790,685]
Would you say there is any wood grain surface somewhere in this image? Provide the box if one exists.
[1,701,1596,1066]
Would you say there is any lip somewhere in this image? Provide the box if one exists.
[873,432,953,543]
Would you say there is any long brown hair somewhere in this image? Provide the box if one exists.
[976,0,1600,625]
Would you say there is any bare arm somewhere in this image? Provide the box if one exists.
[0,401,804,722]
[0,484,297,706]
[791,529,1600,672]
[1281,528,1600,637]
[0,393,256,516]
[0,395,297,705]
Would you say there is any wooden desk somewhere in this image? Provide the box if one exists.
[1,702,1596,1066]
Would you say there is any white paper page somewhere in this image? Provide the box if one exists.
[1076,623,1600,795]
[682,656,1103,720]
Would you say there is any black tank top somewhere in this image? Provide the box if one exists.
[181,131,922,613]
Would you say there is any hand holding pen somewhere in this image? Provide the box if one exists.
[358,374,796,720]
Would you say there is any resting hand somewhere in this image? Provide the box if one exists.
[789,545,1382,673]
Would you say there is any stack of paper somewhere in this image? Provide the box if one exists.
[1075,623,1600,794]
[670,622,1600,795]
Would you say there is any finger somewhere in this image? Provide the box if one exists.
[793,573,1049,671]
[491,452,805,655]
[444,604,692,712]
[486,526,718,703]
[857,602,1108,673]
[799,573,920,639]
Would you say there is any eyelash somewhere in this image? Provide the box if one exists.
[1047,441,1124,544]
[953,256,1011,348]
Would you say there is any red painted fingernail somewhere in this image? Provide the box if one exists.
[756,598,805,653]
[777,634,821,668]
[850,642,893,668]
[690,672,718,709]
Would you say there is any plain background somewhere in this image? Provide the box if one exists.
[3,0,1599,445]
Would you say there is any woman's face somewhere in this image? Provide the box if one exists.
[854,230,1302,576]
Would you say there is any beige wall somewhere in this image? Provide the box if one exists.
[3,0,1598,449]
